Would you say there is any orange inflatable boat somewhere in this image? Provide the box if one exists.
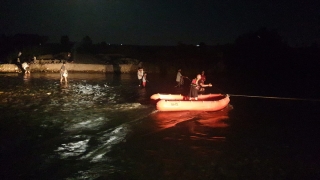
[156,94,230,111]
[150,93,224,101]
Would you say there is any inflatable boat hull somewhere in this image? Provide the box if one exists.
[156,95,230,111]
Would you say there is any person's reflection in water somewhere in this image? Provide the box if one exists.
[23,73,30,83]
[137,87,148,104]
[60,81,68,91]
[111,74,121,86]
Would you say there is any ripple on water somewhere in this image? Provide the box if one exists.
[54,139,90,159]
[65,117,107,132]
[54,124,130,162]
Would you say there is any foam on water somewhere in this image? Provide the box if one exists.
[54,139,90,159]
[65,117,107,132]
[54,124,130,161]
[87,125,129,162]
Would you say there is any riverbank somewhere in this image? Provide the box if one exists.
[0,63,161,73]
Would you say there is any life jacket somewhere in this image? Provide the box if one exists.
[191,78,198,87]
[201,75,206,81]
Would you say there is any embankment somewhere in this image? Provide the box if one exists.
[0,63,161,73]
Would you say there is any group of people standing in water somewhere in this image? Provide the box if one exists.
[60,64,213,101]
[19,61,209,99]
[138,67,212,100]
[19,61,68,83]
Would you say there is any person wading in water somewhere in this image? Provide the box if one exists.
[60,62,68,83]
[137,67,144,86]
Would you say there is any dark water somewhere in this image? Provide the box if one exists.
[0,72,319,180]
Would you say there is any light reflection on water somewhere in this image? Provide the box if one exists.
[6,72,320,179]
[0,72,233,179]
[3,72,319,179]
[151,107,231,130]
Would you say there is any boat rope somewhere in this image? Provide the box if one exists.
[185,77,191,81]
[228,94,320,102]
[213,86,320,102]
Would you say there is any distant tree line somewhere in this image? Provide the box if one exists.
[229,27,319,80]
[0,28,319,80]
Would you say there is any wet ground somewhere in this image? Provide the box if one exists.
[0,72,319,180]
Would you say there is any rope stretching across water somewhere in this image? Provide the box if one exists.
[228,94,320,102]
[212,86,320,102]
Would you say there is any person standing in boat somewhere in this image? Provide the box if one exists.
[137,67,144,86]
[188,74,212,100]
[201,71,206,83]
[175,69,185,87]
[199,70,207,92]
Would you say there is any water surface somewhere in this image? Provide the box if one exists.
[0,72,319,179]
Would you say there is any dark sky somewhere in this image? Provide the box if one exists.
[1,0,319,46]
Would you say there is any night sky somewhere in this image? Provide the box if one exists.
[1,0,319,46]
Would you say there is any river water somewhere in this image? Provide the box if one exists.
[0,72,319,180]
